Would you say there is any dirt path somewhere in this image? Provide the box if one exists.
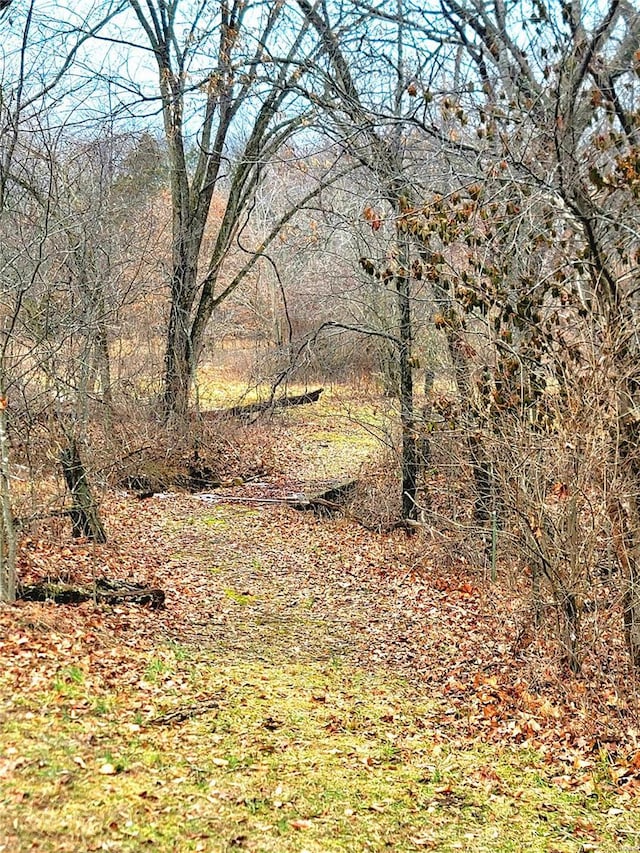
[148,402,420,671]
[153,497,418,670]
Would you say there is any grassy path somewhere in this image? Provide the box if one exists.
[2,399,640,850]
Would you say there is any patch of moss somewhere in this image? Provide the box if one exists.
[202,515,229,529]
[224,587,257,605]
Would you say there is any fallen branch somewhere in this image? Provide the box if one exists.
[149,693,224,726]
[197,494,307,505]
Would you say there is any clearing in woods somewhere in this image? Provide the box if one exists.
[1,388,640,852]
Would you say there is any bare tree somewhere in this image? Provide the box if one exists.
[109,0,341,418]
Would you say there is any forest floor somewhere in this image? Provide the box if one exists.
[2,389,640,851]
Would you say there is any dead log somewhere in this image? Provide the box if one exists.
[292,480,358,517]
[19,578,165,610]
[224,388,324,420]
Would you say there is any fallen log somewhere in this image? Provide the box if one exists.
[19,578,165,610]
[225,388,324,420]
[292,480,358,517]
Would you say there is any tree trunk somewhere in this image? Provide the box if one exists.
[94,305,112,409]
[396,242,419,522]
[560,590,581,674]
[0,396,16,603]
[162,277,197,420]
[468,433,493,525]
[60,439,107,543]
[417,370,434,514]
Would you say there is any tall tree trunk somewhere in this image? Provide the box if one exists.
[94,298,112,409]
[468,434,493,525]
[396,238,419,521]
[163,302,193,420]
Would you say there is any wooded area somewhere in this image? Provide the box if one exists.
[2,1,640,847]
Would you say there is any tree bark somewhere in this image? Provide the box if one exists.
[94,301,113,409]
[0,396,16,602]
[162,294,195,420]
[60,439,107,543]
[396,241,419,522]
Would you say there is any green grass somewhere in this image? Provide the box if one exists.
[224,587,258,605]
[1,651,639,852]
